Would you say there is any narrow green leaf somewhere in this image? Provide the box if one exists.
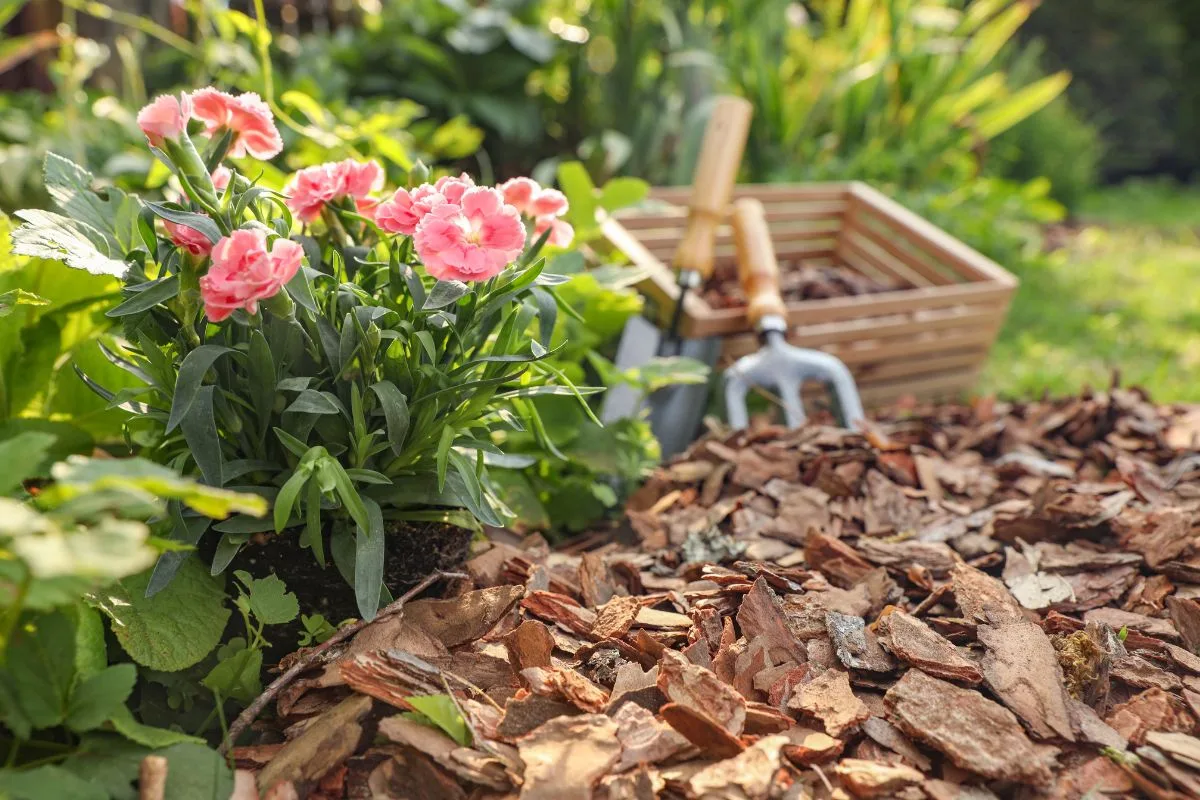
[435,427,455,493]
[369,380,410,456]
[145,202,222,244]
[423,280,471,310]
[179,386,224,486]
[273,470,308,533]
[284,389,343,415]
[354,497,385,621]
[404,694,471,746]
[166,345,234,433]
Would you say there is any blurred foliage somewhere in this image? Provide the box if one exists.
[1020,0,1195,180]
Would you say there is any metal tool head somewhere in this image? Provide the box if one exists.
[724,198,865,431]
[724,319,865,430]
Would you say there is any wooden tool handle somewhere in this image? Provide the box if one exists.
[673,95,754,279]
[733,197,787,326]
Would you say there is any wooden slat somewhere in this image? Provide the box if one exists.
[846,214,961,285]
[651,183,852,204]
[616,203,847,230]
[841,223,951,287]
[634,219,843,251]
[839,233,931,288]
[645,240,839,267]
[835,246,895,286]
[718,319,1002,363]
[848,183,1017,287]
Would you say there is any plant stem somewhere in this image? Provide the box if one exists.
[58,0,203,59]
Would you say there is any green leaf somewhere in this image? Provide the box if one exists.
[200,640,262,704]
[108,706,204,747]
[160,742,234,800]
[43,152,139,252]
[436,426,455,492]
[61,733,148,800]
[234,571,299,626]
[179,386,224,486]
[369,380,410,456]
[284,389,343,415]
[423,280,471,310]
[0,766,107,800]
[354,497,385,621]
[557,161,598,233]
[11,209,128,277]
[598,177,649,212]
[329,461,371,535]
[0,610,76,730]
[65,664,136,733]
[496,385,604,399]
[273,469,309,533]
[52,456,266,519]
[145,203,222,244]
[90,558,230,671]
[974,71,1072,139]
[0,288,48,318]
[404,694,471,746]
[107,275,179,318]
[166,345,235,433]
[72,604,107,680]
[0,431,57,495]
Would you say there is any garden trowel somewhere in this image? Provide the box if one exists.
[600,95,753,457]
[724,197,865,430]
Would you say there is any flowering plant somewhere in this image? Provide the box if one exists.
[12,88,592,619]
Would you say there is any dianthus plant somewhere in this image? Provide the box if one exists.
[13,88,592,619]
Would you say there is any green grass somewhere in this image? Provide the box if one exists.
[982,180,1200,403]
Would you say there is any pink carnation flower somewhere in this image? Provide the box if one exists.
[535,216,575,248]
[201,229,304,322]
[212,166,232,191]
[283,159,385,223]
[375,184,446,236]
[189,88,283,160]
[414,187,525,283]
[433,173,475,204]
[137,93,192,147]
[499,177,539,214]
[163,219,213,257]
[530,188,568,218]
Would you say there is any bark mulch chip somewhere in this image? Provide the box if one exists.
[243,388,1200,798]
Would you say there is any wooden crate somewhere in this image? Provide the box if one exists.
[602,182,1018,407]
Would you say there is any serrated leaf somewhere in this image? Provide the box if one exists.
[404,694,471,745]
[0,288,48,318]
[0,609,75,730]
[0,765,106,800]
[108,706,204,747]
[12,209,128,276]
[65,664,136,733]
[234,571,299,626]
[0,431,57,495]
[90,558,230,671]
[200,643,262,704]
[61,733,148,800]
[160,742,234,800]
[43,152,139,252]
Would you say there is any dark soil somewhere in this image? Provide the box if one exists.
[225,520,473,647]
[702,259,898,310]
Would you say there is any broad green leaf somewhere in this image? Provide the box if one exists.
[72,604,107,680]
[0,287,48,317]
[160,742,234,800]
[234,571,299,626]
[61,733,148,800]
[51,456,266,519]
[1,610,76,730]
[0,765,106,800]
[598,177,649,212]
[91,558,230,671]
[556,161,598,233]
[369,380,410,456]
[200,640,262,704]
[108,705,204,747]
[11,209,128,277]
[165,345,235,433]
[43,152,140,252]
[354,497,385,621]
[0,431,56,495]
[403,694,471,746]
[65,664,137,733]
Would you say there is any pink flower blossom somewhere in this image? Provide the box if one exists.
[535,216,575,248]
[375,184,446,236]
[433,173,475,205]
[189,88,283,160]
[283,159,385,223]
[137,94,192,147]
[212,166,232,191]
[414,187,525,282]
[499,177,539,213]
[163,219,213,257]
[530,188,568,218]
[201,229,303,321]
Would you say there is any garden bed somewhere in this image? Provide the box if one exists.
[240,387,1200,798]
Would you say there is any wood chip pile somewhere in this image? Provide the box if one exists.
[244,389,1200,799]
